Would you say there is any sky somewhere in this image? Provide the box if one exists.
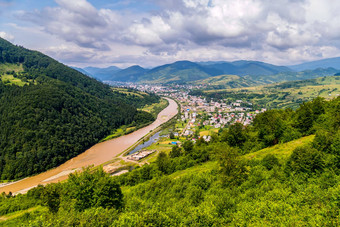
[1,0,340,68]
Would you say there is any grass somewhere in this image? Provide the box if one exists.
[1,74,30,87]
[0,206,45,224]
[139,98,169,117]
[170,161,217,179]
[0,63,23,74]
[244,135,315,161]
[202,75,340,109]
[0,63,37,87]
[149,135,315,178]
[111,88,146,98]
[0,135,316,224]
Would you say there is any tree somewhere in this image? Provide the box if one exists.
[41,183,61,213]
[221,123,246,147]
[261,154,280,170]
[156,152,170,174]
[66,167,124,211]
[170,145,182,158]
[253,110,285,146]
[294,102,314,135]
[183,140,194,155]
[285,146,324,175]
[216,145,248,186]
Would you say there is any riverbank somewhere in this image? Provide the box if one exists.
[0,97,178,194]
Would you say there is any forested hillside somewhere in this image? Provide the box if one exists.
[0,96,339,226]
[0,38,158,180]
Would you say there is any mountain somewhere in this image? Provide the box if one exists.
[107,65,147,82]
[81,58,340,85]
[0,38,157,180]
[71,66,92,76]
[138,61,223,83]
[289,56,340,71]
[244,67,340,84]
[231,60,292,75]
[83,66,121,81]
[137,60,291,84]
[205,60,292,76]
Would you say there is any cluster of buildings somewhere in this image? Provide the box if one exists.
[178,94,266,127]
[112,82,267,137]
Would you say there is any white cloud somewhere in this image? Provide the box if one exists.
[4,0,340,67]
[0,31,14,41]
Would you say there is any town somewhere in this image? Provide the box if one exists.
[112,82,267,142]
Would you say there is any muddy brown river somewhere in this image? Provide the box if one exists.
[0,98,178,194]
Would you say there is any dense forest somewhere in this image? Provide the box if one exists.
[0,38,158,180]
[0,96,339,226]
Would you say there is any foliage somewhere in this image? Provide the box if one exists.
[65,168,123,211]
[285,146,325,175]
[191,75,340,109]
[169,145,182,158]
[1,86,340,226]
[261,154,280,170]
[0,38,158,180]
[216,145,248,186]
[41,184,61,213]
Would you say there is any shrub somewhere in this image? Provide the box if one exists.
[285,146,325,175]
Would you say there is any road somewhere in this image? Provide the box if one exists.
[0,97,178,194]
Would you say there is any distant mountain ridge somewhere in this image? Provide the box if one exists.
[288,56,340,71]
[76,57,340,84]
[84,66,121,81]
[109,65,147,82]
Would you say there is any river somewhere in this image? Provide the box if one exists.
[0,97,178,194]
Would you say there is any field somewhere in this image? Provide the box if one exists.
[201,75,340,109]
[0,63,34,86]
[139,98,169,117]
[111,87,146,98]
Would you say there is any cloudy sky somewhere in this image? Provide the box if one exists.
[1,0,340,68]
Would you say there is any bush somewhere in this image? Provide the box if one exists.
[65,168,124,211]
[262,154,280,170]
[285,146,325,175]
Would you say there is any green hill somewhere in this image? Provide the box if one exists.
[109,65,147,82]
[0,96,339,226]
[137,61,223,84]
[191,74,263,88]
[195,75,340,109]
[83,66,121,81]
[81,60,336,85]
[0,38,158,180]
[245,67,339,84]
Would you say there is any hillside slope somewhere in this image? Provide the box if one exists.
[138,61,223,83]
[108,65,147,82]
[0,38,158,180]
[0,97,339,226]
[83,66,121,81]
[191,74,262,88]
[289,56,340,71]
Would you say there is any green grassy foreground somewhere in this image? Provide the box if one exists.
[0,97,339,226]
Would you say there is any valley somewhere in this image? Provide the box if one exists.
[0,98,178,194]
[0,38,339,226]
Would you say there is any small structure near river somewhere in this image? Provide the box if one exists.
[127,149,156,161]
